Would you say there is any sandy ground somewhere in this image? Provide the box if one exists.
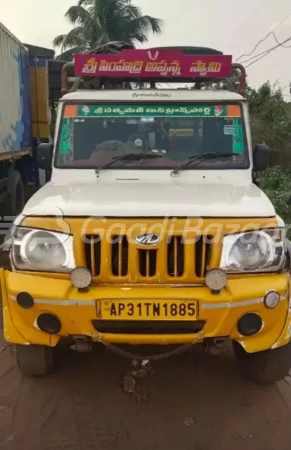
[1,325,291,450]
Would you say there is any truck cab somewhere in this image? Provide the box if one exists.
[2,45,291,383]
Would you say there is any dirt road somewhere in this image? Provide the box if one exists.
[1,324,291,450]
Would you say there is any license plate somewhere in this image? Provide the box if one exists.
[101,300,198,321]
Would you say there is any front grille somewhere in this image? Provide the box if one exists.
[85,231,214,283]
[195,235,212,277]
[139,250,157,277]
[85,235,101,277]
[92,320,205,334]
[111,235,128,276]
[167,236,184,277]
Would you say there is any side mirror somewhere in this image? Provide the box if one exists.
[37,143,53,171]
[253,144,270,171]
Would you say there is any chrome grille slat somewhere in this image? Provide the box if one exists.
[139,250,157,277]
[111,235,128,276]
[90,236,96,276]
[167,236,185,277]
[195,235,212,277]
[85,235,101,277]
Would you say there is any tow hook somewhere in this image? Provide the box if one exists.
[98,340,199,394]
[123,359,152,394]
[70,336,92,353]
[206,338,228,355]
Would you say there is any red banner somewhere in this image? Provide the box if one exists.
[74,49,232,79]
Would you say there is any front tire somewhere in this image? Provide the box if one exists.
[16,344,55,376]
[233,341,291,384]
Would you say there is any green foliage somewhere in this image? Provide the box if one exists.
[247,83,291,223]
[53,0,163,60]
[246,83,291,165]
[260,167,291,224]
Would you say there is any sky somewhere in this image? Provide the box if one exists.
[2,0,291,95]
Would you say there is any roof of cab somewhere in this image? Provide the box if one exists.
[61,89,245,102]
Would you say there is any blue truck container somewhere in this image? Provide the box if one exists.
[0,23,32,156]
[0,22,53,216]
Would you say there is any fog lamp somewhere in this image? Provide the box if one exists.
[70,267,92,289]
[264,291,280,309]
[205,269,227,292]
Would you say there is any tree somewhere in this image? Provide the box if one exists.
[53,0,163,60]
[260,166,291,226]
[246,82,291,165]
[248,83,291,223]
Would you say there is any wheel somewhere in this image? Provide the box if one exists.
[7,171,25,216]
[233,341,291,384]
[16,344,55,376]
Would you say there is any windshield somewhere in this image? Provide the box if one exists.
[55,103,249,170]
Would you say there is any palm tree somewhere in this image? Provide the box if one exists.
[53,0,163,60]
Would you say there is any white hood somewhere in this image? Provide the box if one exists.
[22,178,275,218]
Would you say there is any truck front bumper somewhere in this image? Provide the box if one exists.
[1,270,291,353]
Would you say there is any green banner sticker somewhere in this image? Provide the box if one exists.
[232,118,244,155]
[59,118,73,154]
[76,104,230,118]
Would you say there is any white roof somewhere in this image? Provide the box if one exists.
[61,89,245,103]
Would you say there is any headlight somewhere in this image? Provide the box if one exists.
[11,228,75,272]
[220,229,285,272]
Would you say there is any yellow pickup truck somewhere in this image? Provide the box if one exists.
[1,44,290,383]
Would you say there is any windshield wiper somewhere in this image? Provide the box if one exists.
[95,153,163,174]
[171,152,234,176]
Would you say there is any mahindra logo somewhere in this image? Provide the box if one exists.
[147,50,159,61]
[135,233,160,245]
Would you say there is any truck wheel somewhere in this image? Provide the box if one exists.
[16,344,55,376]
[233,341,291,384]
[7,171,24,216]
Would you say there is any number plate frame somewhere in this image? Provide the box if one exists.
[100,299,198,321]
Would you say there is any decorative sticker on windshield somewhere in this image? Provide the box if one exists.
[214,105,226,116]
[232,119,244,155]
[227,105,241,117]
[224,125,235,135]
[63,105,78,117]
[78,105,215,117]
[61,104,242,118]
[59,118,73,154]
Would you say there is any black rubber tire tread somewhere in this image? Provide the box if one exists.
[16,344,55,376]
[233,341,291,384]
[7,171,24,216]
